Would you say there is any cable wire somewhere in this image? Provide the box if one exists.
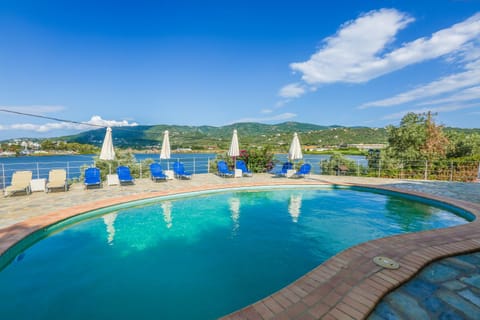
[0,109,106,128]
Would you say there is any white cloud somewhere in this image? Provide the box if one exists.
[279,83,306,98]
[275,99,290,108]
[260,109,273,114]
[290,9,415,84]
[292,10,480,85]
[280,10,480,106]
[0,115,138,133]
[231,112,297,123]
[417,85,480,106]
[361,59,480,108]
[86,115,138,127]
[382,103,479,120]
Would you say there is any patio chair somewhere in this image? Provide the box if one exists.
[84,167,101,189]
[150,163,167,182]
[217,160,234,177]
[117,166,135,185]
[236,160,252,177]
[291,163,311,178]
[4,170,32,196]
[270,162,293,177]
[46,169,68,192]
[173,161,192,179]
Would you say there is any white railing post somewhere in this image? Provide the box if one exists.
[193,158,196,175]
[1,163,5,192]
[36,162,40,179]
[356,160,360,176]
[377,160,381,178]
[207,158,210,173]
[67,162,70,181]
[424,160,428,180]
[450,161,453,181]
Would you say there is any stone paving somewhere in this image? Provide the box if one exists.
[369,253,480,319]
[2,173,480,319]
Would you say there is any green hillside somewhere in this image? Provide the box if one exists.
[60,122,387,151]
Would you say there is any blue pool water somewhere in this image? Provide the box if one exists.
[0,187,470,319]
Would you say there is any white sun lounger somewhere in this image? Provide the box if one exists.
[4,171,32,196]
[46,169,68,192]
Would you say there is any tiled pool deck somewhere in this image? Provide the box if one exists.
[1,174,480,319]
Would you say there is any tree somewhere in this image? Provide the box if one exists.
[421,111,449,161]
[320,152,358,175]
[447,132,480,158]
[385,112,426,162]
[385,112,449,162]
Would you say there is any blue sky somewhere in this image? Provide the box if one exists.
[1,0,479,139]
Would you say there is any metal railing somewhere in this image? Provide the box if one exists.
[0,156,215,190]
[318,159,480,182]
[2,156,478,191]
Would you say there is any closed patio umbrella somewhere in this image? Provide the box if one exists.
[160,130,171,170]
[288,132,303,167]
[99,127,115,160]
[228,129,240,170]
[99,127,115,174]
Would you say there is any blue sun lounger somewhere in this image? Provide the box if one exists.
[173,161,192,179]
[292,163,311,178]
[236,160,252,177]
[84,167,101,189]
[117,166,135,185]
[217,160,234,177]
[150,163,167,182]
[271,162,293,177]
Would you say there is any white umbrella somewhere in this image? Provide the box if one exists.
[160,130,171,170]
[288,132,303,163]
[99,127,115,160]
[228,129,240,169]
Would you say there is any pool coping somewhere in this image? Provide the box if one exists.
[1,180,480,320]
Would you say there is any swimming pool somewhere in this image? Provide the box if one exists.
[0,186,471,319]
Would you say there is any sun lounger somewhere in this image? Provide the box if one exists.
[117,166,135,185]
[236,160,252,177]
[150,163,167,182]
[4,170,32,196]
[173,161,192,179]
[270,162,293,177]
[84,167,101,189]
[46,169,68,192]
[217,160,234,177]
[291,163,311,178]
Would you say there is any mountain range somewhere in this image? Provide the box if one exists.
[61,122,388,150]
[6,122,479,151]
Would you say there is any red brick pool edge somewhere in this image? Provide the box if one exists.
[1,181,479,320]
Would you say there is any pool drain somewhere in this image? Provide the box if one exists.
[373,256,400,269]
